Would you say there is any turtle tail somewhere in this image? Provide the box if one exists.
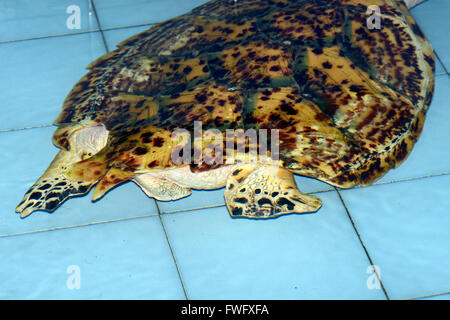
[15,150,99,218]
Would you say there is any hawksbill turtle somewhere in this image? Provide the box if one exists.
[16,0,435,219]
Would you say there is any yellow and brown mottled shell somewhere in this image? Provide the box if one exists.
[54,0,435,188]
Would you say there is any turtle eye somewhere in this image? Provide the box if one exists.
[80,151,93,160]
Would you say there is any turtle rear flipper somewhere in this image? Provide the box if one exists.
[15,150,96,218]
[224,163,322,219]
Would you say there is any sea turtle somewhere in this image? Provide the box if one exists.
[16,0,434,219]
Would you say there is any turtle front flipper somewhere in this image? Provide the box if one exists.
[16,123,109,218]
[15,150,98,218]
[224,163,322,219]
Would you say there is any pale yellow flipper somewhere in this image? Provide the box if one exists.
[15,150,96,218]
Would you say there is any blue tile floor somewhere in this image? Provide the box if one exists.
[0,0,449,300]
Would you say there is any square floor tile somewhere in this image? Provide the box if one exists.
[0,0,99,42]
[294,175,334,193]
[0,127,159,236]
[103,25,151,49]
[93,0,209,29]
[0,32,106,131]
[339,175,450,299]
[376,75,450,184]
[410,0,450,72]
[161,192,386,299]
[433,53,447,76]
[432,53,446,76]
[0,216,185,299]
[157,189,226,214]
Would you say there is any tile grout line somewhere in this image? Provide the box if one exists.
[154,199,190,300]
[161,204,227,215]
[0,124,53,133]
[433,50,450,74]
[158,171,450,215]
[0,213,160,238]
[0,23,159,46]
[0,30,100,45]
[89,0,110,53]
[407,290,450,300]
[87,1,188,299]
[350,171,450,190]
[335,188,391,300]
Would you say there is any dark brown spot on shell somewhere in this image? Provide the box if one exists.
[322,61,332,69]
[148,160,159,168]
[152,137,165,147]
[133,147,148,155]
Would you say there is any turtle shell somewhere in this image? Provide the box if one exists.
[54,0,435,189]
